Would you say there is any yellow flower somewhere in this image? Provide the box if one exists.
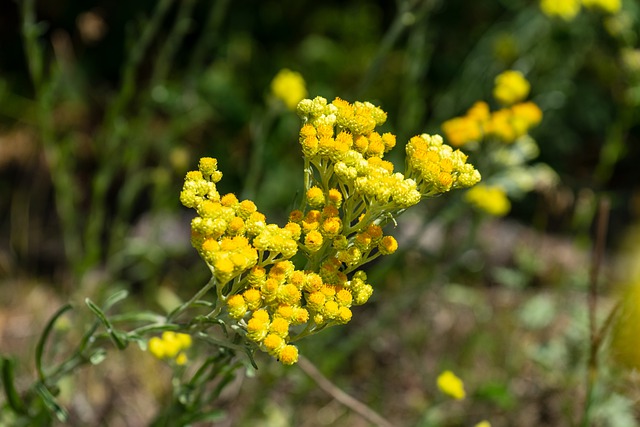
[540,0,581,20]
[610,280,640,370]
[306,186,325,208]
[582,0,621,13]
[378,235,398,255]
[437,370,466,400]
[271,69,307,110]
[475,422,492,427]
[148,332,192,364]
[465,185,511,216]
[305,230,324,251]
[279,345,299,365]
[493,70,530,106]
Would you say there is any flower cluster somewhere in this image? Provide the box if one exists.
[442,71,542,147]
[148,332,192,365]
[180,97,480,364]
[540,0,621,20]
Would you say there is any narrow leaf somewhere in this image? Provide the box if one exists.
[35,381,68,422]
[103,289,129,310]
[1,357,28,414]
[35,304,73,381]
[85,298,127,350]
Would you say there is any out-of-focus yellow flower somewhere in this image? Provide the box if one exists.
[149,331,192,365]
[270,69,307,110]
[610,280,640,370]
[540,0,581,20]
[493,70,530,106]
[441,101,490,147]
[465,185,511,216]
[475,422,492,427]
[485,102,543,144]
[437,370,466,400]
[582,0,621,14]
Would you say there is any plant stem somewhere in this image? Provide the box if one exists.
[298,355,396,427]
[167,275,218,322]
[581,196,610,427]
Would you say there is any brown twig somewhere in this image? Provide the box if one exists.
[588,197,610,345]
[582,196,611,426]
[297,355,396,427]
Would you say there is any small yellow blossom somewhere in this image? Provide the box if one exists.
[305,230,324,251]
[465,185,511,216]
[493,70,530,106]
[475,421,492,427]
[378,235,399,255]
[279,344,299,365]
[540,0,581,20]
[271,69,307,110]
[306,186,325,208]
[437,370,466,400]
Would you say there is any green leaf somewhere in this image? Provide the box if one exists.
[178,409,226,424]
[35,381,68,422]
[85,298,128,350]
[35,304,73,381]
[1,357,28,415]
[103,289,129,310]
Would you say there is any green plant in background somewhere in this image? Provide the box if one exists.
[0,96,481,425]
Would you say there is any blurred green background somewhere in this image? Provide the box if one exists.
[1,0,640,425]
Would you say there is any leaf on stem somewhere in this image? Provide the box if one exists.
[1,357,28,415]
[35,303,73,382]
[85,298,128,350]
[35,381,68,422]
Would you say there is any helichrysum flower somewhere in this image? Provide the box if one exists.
[437,370,466,400]
[271,69,308,110]
[493,70,530,106]
[540,0,582,20]
[465,185,511,216]
[181,96,480,365]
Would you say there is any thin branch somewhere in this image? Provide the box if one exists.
[581,196,610,427]
[588,197,610,345]
[297,355,396,427]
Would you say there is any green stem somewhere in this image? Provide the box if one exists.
[167,274,218,322]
